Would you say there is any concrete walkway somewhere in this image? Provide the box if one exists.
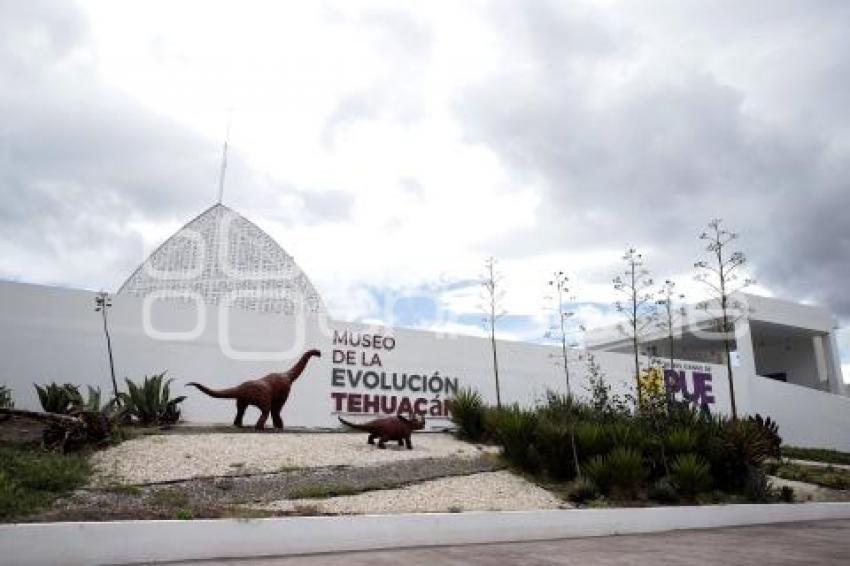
[156,520,850,565]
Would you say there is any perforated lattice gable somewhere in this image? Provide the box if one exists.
[118,204,325,315]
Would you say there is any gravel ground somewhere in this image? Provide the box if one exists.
[90,432,494,485]
[768,475,850,502]
[259,471,569,515]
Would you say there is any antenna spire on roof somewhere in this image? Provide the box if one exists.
[216,109,232,204]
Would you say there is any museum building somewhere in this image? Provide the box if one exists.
[0,202,848,450]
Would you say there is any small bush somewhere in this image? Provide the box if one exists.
[747,414,782,456]
[606,421,643,452]
[780,485,795,503]
[583,455,612,495]
[606,446,646,497]
[119,373,186,426]
[0,442,91,519]
[488,405,539,471]
[648,479,679,504]
[73,385,117,415]
[535,418,577,480]
[666,427,698,455]
[743,466,771,502]
[567,476,598,504]
[449,387,487,442]
[34,383,81,414]
[576,422,610,459]
[670,453,712,500]
[771,462,850,490]
[782,446,850,466]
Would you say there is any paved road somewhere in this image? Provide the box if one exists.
[160,519,850,565]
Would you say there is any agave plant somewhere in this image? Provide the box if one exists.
[448,387,487,441]
[34,383,82,414]
[746,414,782,457]
[670,453,712,500]
[71,386,118,416]
[666,426,699,456]
[488,405,539,471]
[119,372,186,426]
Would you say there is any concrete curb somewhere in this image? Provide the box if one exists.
[2,503,849,565]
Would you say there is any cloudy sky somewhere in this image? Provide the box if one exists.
[2,1,849,375]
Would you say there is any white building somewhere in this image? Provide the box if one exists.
[1,204,848,450]
[586,293,847,397]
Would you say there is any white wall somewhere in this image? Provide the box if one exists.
[748,374,850,450]
[0,281,847,450]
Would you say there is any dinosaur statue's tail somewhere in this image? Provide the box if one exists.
[186,382,241,399]
[338,416,371,431]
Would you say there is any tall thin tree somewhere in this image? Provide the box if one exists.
[656,279,686,377]
[481,257,506,408]
[694,219,753,420]
[94,291,120,405]
[547,271,583,397]
[613,248,656,406]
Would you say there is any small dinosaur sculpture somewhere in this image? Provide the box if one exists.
[187,349,321,431]
[338,413,425,449]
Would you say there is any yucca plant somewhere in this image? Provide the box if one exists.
[605,421,642,451]
[666,426,698,456]
[746,414,782,457]
[119,372,185,426]
[34,383,82,414]
[606,446,646,497]
[576,422,610,460]
[535,418,577,480]
[583,454,612,494]
[670,453,712,500]
[488,405,539,471]
[449,387,487,442]
[71,386,118,417]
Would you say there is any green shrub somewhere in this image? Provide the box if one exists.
[535,418,577,480]
[771,462,850,490]
[743,466,771,502]
[576,422,610,459]
[707,417,781,492]
[119,372,186,426]
[34,382,81,414]
[540,390,590,423]
[489,406,539,471]
[606,446,646,497]
[781,446,850,466]
[74,385,117,415]
[648,479,679,504]
[449,387,487,441]
[583,455,612,495]
[747,414,782,457]
[666,427,698,455]
[0,385,13,409]
[670,453,712,500]
[606,421,642,451]
[0,442,91,519]
[567,476,598,504]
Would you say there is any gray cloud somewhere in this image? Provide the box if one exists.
[455,0,850,317]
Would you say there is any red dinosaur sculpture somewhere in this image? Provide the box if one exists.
[187,349,321,431]
[338,413,425,449]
